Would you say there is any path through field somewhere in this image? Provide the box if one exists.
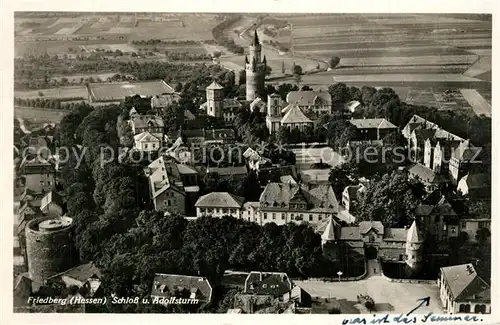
[459,89,491,117]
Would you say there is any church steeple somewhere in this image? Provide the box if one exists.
[252,29,260,46]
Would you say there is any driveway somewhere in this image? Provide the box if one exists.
[296,260,443,314]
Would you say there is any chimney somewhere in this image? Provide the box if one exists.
[259,272,263,281]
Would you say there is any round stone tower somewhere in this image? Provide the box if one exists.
[25,216,77,285]
[245,30,266,101]
[405,220,424,272]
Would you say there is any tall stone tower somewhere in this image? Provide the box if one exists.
[206,80,224,118]
[405,220,424,271]
[266,93,282,134]
[245,30,266,101]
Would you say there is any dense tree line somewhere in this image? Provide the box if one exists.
[15,55,224,90]
[211,15,245,54]
[14,97,85,110]
[132,39,199,45]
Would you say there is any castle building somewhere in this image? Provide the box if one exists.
[245,30,266,101]
[202,80,243,122]
[318,219,424,269]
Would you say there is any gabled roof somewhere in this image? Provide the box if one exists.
[176,164,198,175]
[151,93,180,108]
[321,217,336,242]
[206,80,224,90]
[206,165,248,176]
[281,104,312,124]
[349,118,397,130]
[340,227,361,241]
[130,115,164,129]
[244,271,292,297]
[452,140,482,161]
[359,221,384,235]
[40,191,64,212]
[440,264,490,302]
[406,220,423,243]
[195,192,245,208]
[407,163,441,185]
[151,273,213,303]
[415,194,457,216]
[345,100,361,111]
[250,97,266,113]
[134,131,160,143]
[48,262,101,282]
[286,91,332,106]
[260,183,338,213]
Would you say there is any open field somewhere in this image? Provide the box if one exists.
[459,89,491,117]
[14,85,88,100]
[14,107,67,123]
[15,13,222,56]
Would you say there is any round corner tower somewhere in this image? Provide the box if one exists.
[245,30,266,102]
[25,216,77,284]
[405,220,424,271]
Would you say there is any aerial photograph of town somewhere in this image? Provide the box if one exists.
[12,12,491,316]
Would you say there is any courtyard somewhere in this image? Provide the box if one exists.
[295,260,443,314]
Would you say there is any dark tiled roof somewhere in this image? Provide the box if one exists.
[340,227,361,241]
[259,183,338,213]
[207,166,248,176]
[359,221,384,235]
[440,264,490,302]
[286,91,332,106]
[151,94,180,108]
[244,271,292,297]
[407,163,441,185]
[151,273,213,303]
[49,262,101,282]
[130,115,165,129]
[383,228,407,242]
[349,118,397,130]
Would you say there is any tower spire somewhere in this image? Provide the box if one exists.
[252,29,260,46]
[245,55,249,64]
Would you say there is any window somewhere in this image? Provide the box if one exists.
[281,213,286,220]
[309,215,313,221]
[217,208,220,213]
[167,200,171,206]
[291,214,294,218]
[272,213,276,220]
[230,209,236,214]
[318,216,322,221]
[264,213,268,219]
[461,221,467,229]
[223,208,228,213]
[152,144,156,149]
[145,144,148,149]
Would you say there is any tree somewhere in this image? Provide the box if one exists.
[329,163,359,197]
[476,227,491,245]
[356,171,423,227]
[329,56,341,69]
[301,85,313,91]
[328,83,349,105]
[174,82,183,92]
[292,64,303,76]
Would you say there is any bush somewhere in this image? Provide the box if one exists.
[329,56,341,69]
[328,307,341,314]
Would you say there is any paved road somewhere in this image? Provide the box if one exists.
[296,260,443,314]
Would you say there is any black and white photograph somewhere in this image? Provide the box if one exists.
[7,3,495,321]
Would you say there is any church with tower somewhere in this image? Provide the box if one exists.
[201,29,329,133]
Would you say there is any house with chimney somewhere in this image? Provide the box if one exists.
[438,264,490,314]
[47,262,103,298]
[151,273,213,305]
